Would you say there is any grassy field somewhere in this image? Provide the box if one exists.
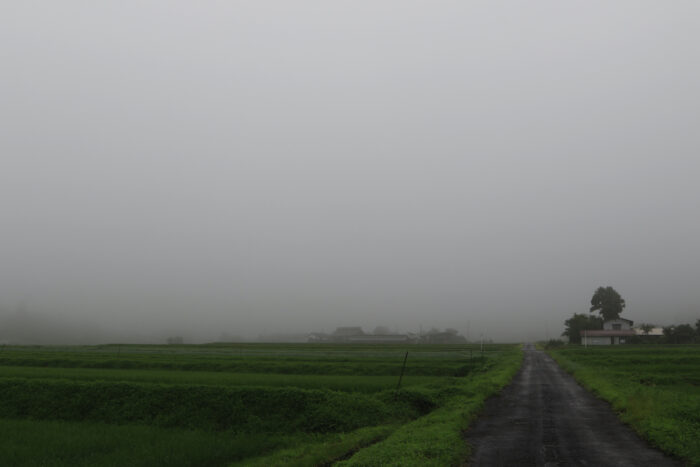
[0,342,522,466]
[548,345,700,466]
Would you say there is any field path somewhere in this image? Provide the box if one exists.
[464,344,680,466]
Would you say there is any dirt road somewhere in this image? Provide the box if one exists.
[464,344,680,466]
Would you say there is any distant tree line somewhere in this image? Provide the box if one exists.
[625,321,700,344]
[656,320,700,344]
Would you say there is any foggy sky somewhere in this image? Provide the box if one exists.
[2,1,699,343]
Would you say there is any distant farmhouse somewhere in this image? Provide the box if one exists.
[307,327,366,343]
[346,333,415,344]
[422,328,467,344]
[332,327,365,341]
[325,327,415,344]
[634,326,664,338]
[308,326,465,344]
[581,318,635,345]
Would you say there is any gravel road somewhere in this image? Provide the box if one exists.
[464,344,681,466]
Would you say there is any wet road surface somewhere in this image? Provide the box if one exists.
[464,344,681,466]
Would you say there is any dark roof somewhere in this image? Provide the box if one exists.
[580,330,636,337]
[332,327,365,336]
[347,335,410,342]
[605,318,634,325]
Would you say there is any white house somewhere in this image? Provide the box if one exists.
[634,326,664,337]
[581,318,635,345]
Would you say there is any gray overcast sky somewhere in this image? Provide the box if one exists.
[1,1,699,342]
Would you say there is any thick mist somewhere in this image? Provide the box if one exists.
[1,1,699,344]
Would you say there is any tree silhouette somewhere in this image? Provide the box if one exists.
[562,313,603,344]
[590,286,626,321]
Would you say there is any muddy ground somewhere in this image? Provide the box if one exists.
[464,344,681,466]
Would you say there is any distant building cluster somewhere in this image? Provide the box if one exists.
[307,326,467,344]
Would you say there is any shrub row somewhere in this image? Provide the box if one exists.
[0,379,434,433]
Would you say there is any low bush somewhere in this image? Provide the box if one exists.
[543,339,566,349]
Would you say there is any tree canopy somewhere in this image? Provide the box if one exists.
[562,313,603,344]
[590,286,626,321]
[663,324,697,344]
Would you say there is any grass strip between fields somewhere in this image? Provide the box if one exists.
[333,348,523,466]
[548,348,700,466]
[230,424,397,467]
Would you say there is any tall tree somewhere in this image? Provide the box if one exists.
[562,313,603,344]
[590,286,626,321]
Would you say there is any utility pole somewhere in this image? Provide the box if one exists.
[395,351,409,392]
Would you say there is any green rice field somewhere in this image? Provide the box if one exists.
[0,342,522,466]
[548,345,700,466]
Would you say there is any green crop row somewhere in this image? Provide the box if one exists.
[2,342,512,355]
[0,352,485,376]
[0,366,444,392]
[0,378,439,433]
[0,418,315,467]
[548,346,700,466]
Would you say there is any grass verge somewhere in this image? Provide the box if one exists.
[548,347,700,466]
[335,347,523,466]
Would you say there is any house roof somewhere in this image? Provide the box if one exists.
[580,330,636,337]
[332,327,365,336]
[347,335,410,342]
[605,318,634,324]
